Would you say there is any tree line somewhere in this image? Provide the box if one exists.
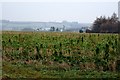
[86,13,119,33]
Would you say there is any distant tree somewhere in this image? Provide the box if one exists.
[91,13,119,33]
[79,29,83,33]
[63,25,65,31]
[118,21,120,33]
[111,13,118,23]
[50,26,55,31]
[56,28,59,31]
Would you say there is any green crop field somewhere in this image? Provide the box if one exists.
[2,31,120,79]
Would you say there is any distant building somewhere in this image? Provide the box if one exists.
[118,1,120,21]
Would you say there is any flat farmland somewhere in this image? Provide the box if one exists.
[2,31,120,78]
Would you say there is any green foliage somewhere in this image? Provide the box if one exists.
[2,31,119,78]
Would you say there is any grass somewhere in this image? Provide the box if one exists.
[2,60,120,79]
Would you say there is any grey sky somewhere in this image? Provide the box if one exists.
[1,1,119,23]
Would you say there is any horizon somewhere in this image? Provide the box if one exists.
[0,19,92,23]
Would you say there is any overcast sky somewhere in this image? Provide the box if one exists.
[0,0,119,23]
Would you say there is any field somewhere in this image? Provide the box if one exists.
[2,31,120,79]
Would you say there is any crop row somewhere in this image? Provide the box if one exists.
[2,32,119,71]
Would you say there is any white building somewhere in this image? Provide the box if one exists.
[118,1,120,21]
